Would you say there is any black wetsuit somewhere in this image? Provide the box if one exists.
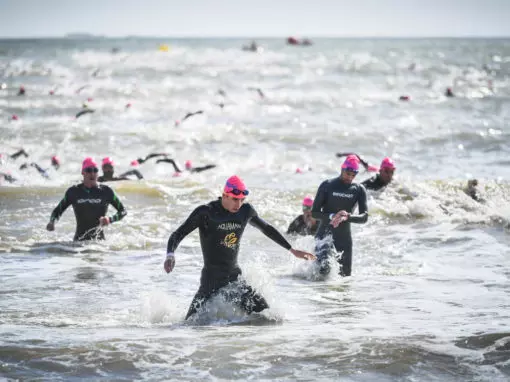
[287,215,318,236]
[312,177,368,276]
[0,172,16,183]
[136,153,168,165]
[10,149,29,160]
[20,162,49,179]
[49,183,127,241]
[156,158,216,174]
[361,174,387,191]
[167,198,292,319]
[98,170,143,182]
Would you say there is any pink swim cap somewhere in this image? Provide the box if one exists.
[102,157,115,167]
[224,175,249,199]
[185,160,192,170]
[302,196,314,207]
[130,160,139,166]
[51,155,60,164]
[81,157,97,171]
[380,157,396,170]
[341,155,359,172]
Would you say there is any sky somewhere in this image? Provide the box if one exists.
[0,0,509,38]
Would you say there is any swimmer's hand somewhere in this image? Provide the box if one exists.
[46,222,55,231]
[330,211,349,228]
[290,248,316,261]
[164,253,176,273]
[99,216,110,226]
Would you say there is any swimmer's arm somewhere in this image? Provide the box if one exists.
[311,182,332,222]
[347,186,368,224]
[167,206,206,253]
[336,152,370,171]
[119,169,144,180]
[156,158,182,172]
[248,207,292,250]
[249,208,316,260]
[31,163,49,178]
[143,153,168,162]
[108,190,127,223]
[10,149,28,159]
[49,189,73,223]
[190,165,216,173]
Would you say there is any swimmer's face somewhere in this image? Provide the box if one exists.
[380,168,395,184]
[82,167,98,186]
[221,193,245,213]
[340,169,357,184]
[102,164,114,177]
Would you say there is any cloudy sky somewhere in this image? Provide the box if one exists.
[0,0,509,38]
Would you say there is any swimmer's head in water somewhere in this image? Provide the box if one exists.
[302,195,314,217]
[51,155,60,170]
[102,157,115,167]
[302,196,314,211]
[102,157,115,176]
[185,160,192,170]
[379,157,396,185]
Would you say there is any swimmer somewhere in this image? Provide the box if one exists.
[163,175,315,319]
[312,155,368,277]
[287,196,319,236]
[46,157,127,241]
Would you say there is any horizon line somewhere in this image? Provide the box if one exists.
[1,34,509,39]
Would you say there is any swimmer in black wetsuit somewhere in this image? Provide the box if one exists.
[464,179,483,202]
[131,153,168,166]
[163,175,315,320]
[175,111,204,126]
[361,157,396,191]
[287,195,319,236]
[336,152,378,173]
[46,157,127,241]
[97,157,143,182]
[312,155,368,277]
[156,158,216,174]
[51,155,60,170]
[0,172,16,183]
[9,149,29,160]
[19,162,50,179]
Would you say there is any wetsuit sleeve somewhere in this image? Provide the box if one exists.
[248,206,292,250]
[347,185,368,224]
[50,188,73,223]
[167,206,206,253]
[311,181,331,222]
[32,163,49,179]
[156,158,182,172]
[119,169,144,179]
[190,165,216,173]
[108,189,127,223]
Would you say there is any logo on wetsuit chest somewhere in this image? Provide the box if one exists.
[77,198,103,204]
[222,232,238,248]
[332,192,354,198]
[218,222,242,230]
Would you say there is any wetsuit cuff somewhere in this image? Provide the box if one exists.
[329,213,334,220]
[166,252,175,259]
